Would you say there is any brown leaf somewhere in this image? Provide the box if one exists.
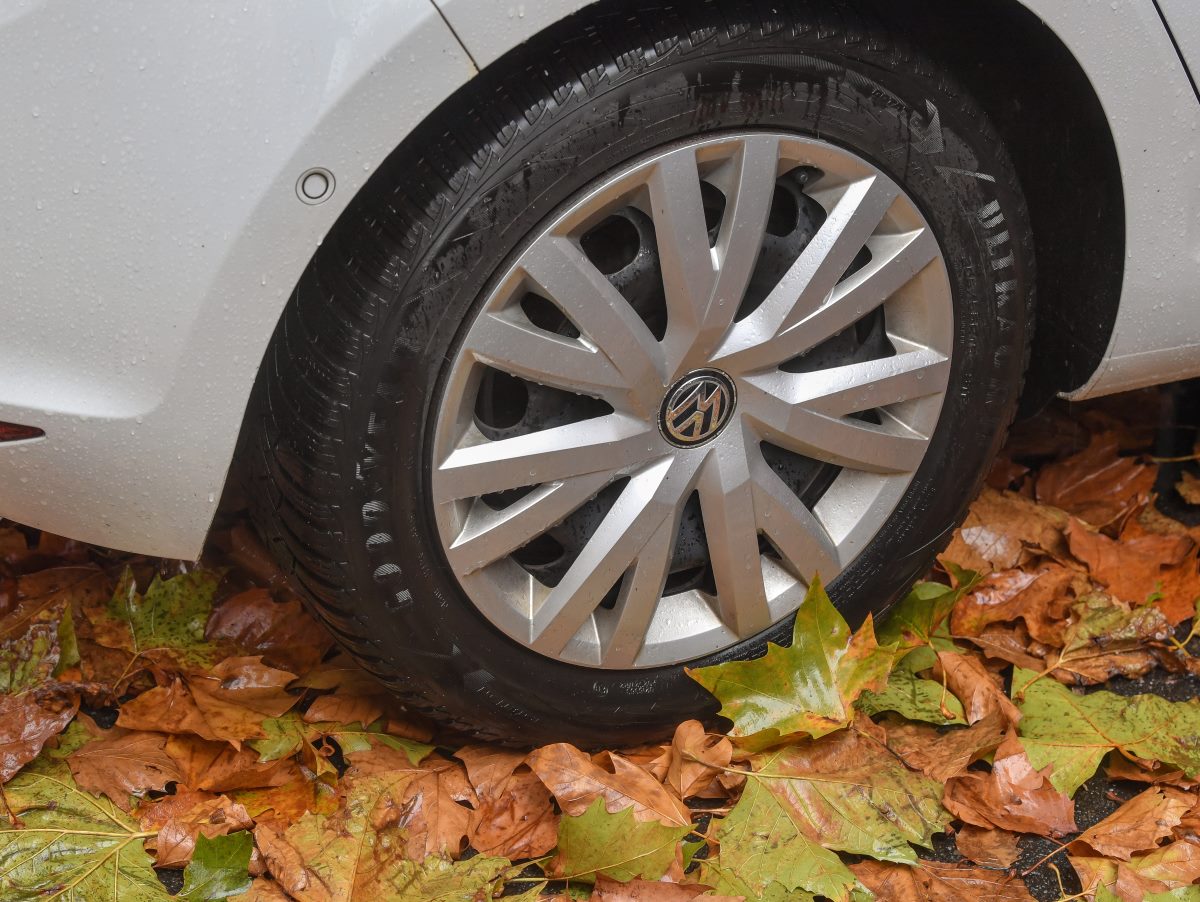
[964,623,1047,671]
[68,728,182,809]
[1067,517,1200,623]
[589,875,741,901]
[943,732,1077,837]
[232,779,336,831]
[954,824,1021,868]
[1072,840,1200,901]
[884,713,1005,782]
[950,566,1084,646]
[254,822,328,902]
[938,488,1070,575]
[0,689,77,781]
[1036,432,1155,528]
[117,657,297,746]
[850,859,1035,901]
[666,720,732,800]
[137,788,253,867]
[206,588,333,672]
[302,693,386,726]
[934,651,1022,726]
[1069,786,1194,860]
[528,742,691,827]
[165,735,302,793]
[457,746,557,860]
[231,878,293,902]
[1104,754,1194,787]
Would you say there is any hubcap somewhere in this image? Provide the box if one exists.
[431,132,953,669]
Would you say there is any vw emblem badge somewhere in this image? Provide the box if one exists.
[660,369,737,447]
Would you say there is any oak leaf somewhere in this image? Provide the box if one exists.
[688,576,895,750]
[664,719,733,799]
[457,745,557,860]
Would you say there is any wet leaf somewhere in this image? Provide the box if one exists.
[933,651,1021,726]
[1013,666,1200,795]
[0,761,167,900]
[206,588,332,673]
[1035,431,1155,527]
[849,859,1035,901]
[953,823,1020,868]
[750,725,949,863]
[856,664,965,725]
[179,831,253,901]
[549,798,690,882]
[876,565,980,649]
[1070,786,1193,860]
[688,577,895,750]
[588,875,742,901]
[0,689,78,782]
[137,788,254,868]
[943,731,1077,838]
[93,568,223,668]
[457,746,557,860]
[883,713,1005,783]
[527,742,690,827]
[937,489,1070,574]
[68,727,182,809]
[1072,840,1200,901]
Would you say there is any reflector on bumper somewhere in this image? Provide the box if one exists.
[0,422,44,442]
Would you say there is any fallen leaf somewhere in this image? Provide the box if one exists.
[302,693,386,727]
[0,689,78,782]
[751,725,949,863]
[1014,666,1200,795]
[1067,518,1200,624]
[688,576,895,749]
[137,788,254,868]
[665,719,733,799]
[876,566,981,649]
[1072,840,1200,901]
[206,588,332,673]
[548,798,690,882]
[1178,471,1200,505]
[179,831,253,901]
[954,823,1021,868]
[457,746,557,860]
[527,742,690,827]
[589,875,741,901]
[699,769,866,902]
[1069,786,1194,860]
[883,713,1005,782]
[165,735,302,793]
[849,859,1035,901]
[934,651,1021,726]
[943,731,1077,837]
[68,728,182,809]
[938,489,1070,574]
[950,565,1084,646]
[1035,432,1155,527]
[0,755,168,900]
[857,664,966,725]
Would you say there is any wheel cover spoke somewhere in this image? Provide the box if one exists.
[432,133,954,668]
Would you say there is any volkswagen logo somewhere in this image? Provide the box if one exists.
[659,369,737,447]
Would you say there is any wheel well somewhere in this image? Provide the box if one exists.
[864,0,1124,411]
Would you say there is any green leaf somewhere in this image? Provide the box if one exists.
[103,568,222,666]
[688,576,896,749]
[1014,666,1200,795]
[1146,890,1200,902]
[857,665,965,725]
[751,730,949,864]
[877,566,981,649]
[54,606,81,675]
[0,766,168,901]
[551,798,690,883]
[248,714,308,762]
[179,832,253,901]
[314,720,434,764]
[699,774,859,902]
[0,600,72,693]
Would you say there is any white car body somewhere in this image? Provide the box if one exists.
[1,0,1198,559]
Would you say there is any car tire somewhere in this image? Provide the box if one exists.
[243,0,1033,746]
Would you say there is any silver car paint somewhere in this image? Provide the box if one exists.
[0,0,1197,558]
